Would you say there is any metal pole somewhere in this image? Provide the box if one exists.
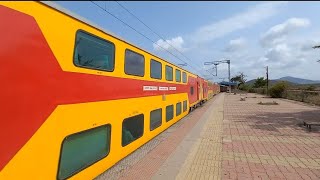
[228,60,231,93]
[204,60,230,93]
[215,64,218,76]
[266,66,269,96]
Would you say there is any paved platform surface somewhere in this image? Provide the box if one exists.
[97,93,320,180]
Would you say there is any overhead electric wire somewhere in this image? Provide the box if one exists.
[114,1,215,77]
[90,1,212,77]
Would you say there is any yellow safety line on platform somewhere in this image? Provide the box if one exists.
[176,94,225,180]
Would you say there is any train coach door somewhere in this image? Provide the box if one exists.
[199,83,202,100]
[203,83,205,98]
[196,81,200,101]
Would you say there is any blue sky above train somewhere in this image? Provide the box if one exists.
[56,1,320,81]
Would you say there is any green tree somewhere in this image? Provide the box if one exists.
[253,77,267,88]
[231,72,247,85]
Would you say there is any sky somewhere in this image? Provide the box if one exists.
[55,1,320,82]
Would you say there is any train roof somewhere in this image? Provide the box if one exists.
[40,1,206,79]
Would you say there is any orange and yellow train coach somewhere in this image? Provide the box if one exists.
[0,1,220,179]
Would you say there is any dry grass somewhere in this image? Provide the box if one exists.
[285,91,320,106]
[258,101,279,105]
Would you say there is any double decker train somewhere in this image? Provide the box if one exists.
[0,1,220,179]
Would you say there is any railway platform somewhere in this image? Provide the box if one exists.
[97,93,320,180]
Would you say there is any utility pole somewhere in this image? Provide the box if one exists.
[266,66,269,96]
[227,60,231,93]
[214,62,219,76]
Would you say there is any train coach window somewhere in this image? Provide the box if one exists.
[150,59,162,79]
[74,30,115,72]
[122,114,144,146]
[176,102,181,116]
[182,72,187,83]
[125,49,145,77]
[175,69,181,82]
[166,105,174,122]
[183,100,187,112]
[165,65,173,81]
[191,86,194,95]
[150,108,162,131]
[58,125,111,180]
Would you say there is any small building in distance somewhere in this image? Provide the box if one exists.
[219,81,239,92]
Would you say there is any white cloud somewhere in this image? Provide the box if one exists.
[191,1,287,44]
[153,36,186,52]
[153,1,287,72]
[148,2,320,81]
[227,37,320,80]
[261,18,310,47]
[265,43,290,63]
[253,17,318,79]
[224,37,247,52]
[298,39,320,52]
[260,41,318,71]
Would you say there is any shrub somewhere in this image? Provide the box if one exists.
[239,84,252,91]
[248,88,255,93]
[269,81,288,98]
[254,88,266,95]
[306,85,316,91]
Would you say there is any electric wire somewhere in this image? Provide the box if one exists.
[90,1,212,77]
[114,1,215,77]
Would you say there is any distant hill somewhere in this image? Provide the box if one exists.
[277,76,320,84]
[246,79,257,85]
[246,79,282,85]
[246,79,295,86]
[246,76,320,86]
